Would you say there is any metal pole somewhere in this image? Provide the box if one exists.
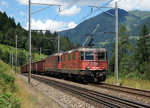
[58,35,60,53]
[115,2,119,85]
[15,35,17,74]
[28,0,31,84]
[10,51,11,67]
[40,47,41,60]
[12,48,13,69]
[18,60,19,66]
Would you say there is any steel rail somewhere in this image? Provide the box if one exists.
[22,74,150,108]
[90,83,150,98]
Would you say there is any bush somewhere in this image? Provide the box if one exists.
[0,91,20,108]
[2,50,10,64]
[0,61,16,91]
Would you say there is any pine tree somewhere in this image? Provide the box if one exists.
[135,24,150,79]
[136,24,149,64]
[109,24,133,76]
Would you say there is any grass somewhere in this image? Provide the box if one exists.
[0,60,20,107]
[14,77,35,108]
[0,60,38,108]
[105,75,150,90]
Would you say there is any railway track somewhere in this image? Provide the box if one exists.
[90,83,150,98]
[23,74,150,108]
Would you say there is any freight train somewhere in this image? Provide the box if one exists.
[21,47,108,83]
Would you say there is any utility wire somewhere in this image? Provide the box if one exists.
[53,0,80,20]
[31,5,52,15]
[76,0,114,24]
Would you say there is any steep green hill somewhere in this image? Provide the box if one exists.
[0,60,20,107]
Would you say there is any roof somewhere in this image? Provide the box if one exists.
[63,47,106,54]
[46,47,106,58]
[46,52,63,58]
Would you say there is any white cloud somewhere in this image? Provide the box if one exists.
[110,0,150,11]
[16,0,108,6]
[16,0,108,16]
[25,19,78,31]
[25,19,67,32]
[68,22,77,29]
[59,5,81,16]
[20,11,26,16]
[16,0,27,5]
[16,0,150,11]
[0,9,4,13]
[0,1,8,8]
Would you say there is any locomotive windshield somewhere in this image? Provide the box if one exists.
[81,52,84,60]
[98,52,106,60]
[85,52,94,60]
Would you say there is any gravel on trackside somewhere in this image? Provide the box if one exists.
[28,74,150,106]
[18,74,64,108]
[18,74,96,108]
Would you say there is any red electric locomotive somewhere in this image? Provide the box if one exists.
[21,47,108,83]
[59,47,108,82]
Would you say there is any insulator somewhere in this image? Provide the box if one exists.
[59,6,61,12]
[91,8,93,13]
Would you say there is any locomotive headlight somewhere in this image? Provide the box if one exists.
[103,67,106,70]
[86,67,90,70]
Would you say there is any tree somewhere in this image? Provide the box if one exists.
[0,48,3,59]
[53,32,58,53]
[136,24,149,64]
[118,24,133,59]
[4,27,15,46]
[135,24,150,78]
[0,31,4,43]
[18,51,27,66]
[108,24,133,76]
[60,36,74,51]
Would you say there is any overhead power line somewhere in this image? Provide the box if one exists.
[76,0,114,24]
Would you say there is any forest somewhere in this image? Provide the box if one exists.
[0,11,79,65]
[109,24,150,80]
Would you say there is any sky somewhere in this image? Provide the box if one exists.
[0,0,150,32]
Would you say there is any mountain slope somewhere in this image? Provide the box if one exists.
[58,9,150,59]
[129,10,150,19]
[58,9,143,45]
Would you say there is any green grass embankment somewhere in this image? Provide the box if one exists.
[105,76,150,90]
[0,60,20,107]
[0,60,36,108]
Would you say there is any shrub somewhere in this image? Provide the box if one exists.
[0,91,20,108]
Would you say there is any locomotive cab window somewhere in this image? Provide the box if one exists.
[58,56,60,62]
[68,54,70,61]
[73,52,76,60]
[64,55,66,61]
[85,52,94,60]
[81,52,84,60]
[98,52,106,60]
